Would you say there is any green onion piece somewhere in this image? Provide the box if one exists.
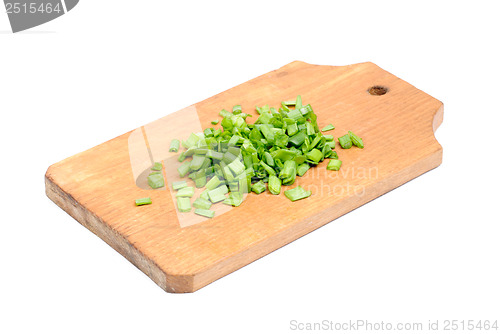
[194,208,215,218]
[321,124,335,132]
[149,171,162,175]
[216,184,229,194]
[223,193,244,206]
[207,187,227,203]
[178,152,186,162]
[172,180,188,190]
[295,95,302,110]
[309,134,323,149]
[259,124,275,142]
[272,149,297,161]
[275,133,289,147]
[263,151,275,166]
[305,122,315,136]
[268,175,281,195]
[294,155,306,165]
[169,139,180,152]
[232,105,242,114]
[194,176,207,188]
[251,180,266,194]
[193,197,212,210]
[176,186,195,198]
[283,100,296,106]
[348,131,364,148]
[322,143,333,158]
[284,185,312,202]
[206,150,224,160]
[205,176,222,190]
[331,151,339,159]
[259,160,276,176]
[177,197,191,212]
[135,197,152,206]
[148,173,164,189]
[200,189,210,201]
[182,133,201,149]
[204,128,213,137]
[151,162,163,171]
[177,160,191,177]
[305,148,323,164]
[211,120,219,125]
[324,135,334,142]
[279,160,297,186]
[227,159,246,176]
[289,131,306,147]
[227,146,241,156]
[190,154,206,171]
[327,159,342,171]
[338,134,353,149]
[219,109,233,118]
[287,123,298,136]
[296,163,310,177]
[287,109,302,122]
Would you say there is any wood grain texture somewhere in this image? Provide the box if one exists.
[45,61,443,293]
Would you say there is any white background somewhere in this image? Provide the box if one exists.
[1,1,499,333]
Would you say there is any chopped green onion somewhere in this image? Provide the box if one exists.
[194,208,215,218]
[178,151,186,162]
[149,171,162,175]
[338,134,353,149]
[324,135,334,142]
[295,95,302,110]
[327,159,342,171]
[190,154,206,171]
[305,148,323,164]
[177,197,191,212]
[268,175,281,195]
[208,188,227,203]
[177,160,191,177]
[348,131,364,148]
[223,193,244,206]
[219,109,233,118]
[193,197,212,210]
[148,173,164,189]
[280,160,297,185]
[321,124,335,132]
[194,176,207,188]
[176,186,195,197]
[205,176,222,190]
[296,163,310,177]
[169,139,180,152]
[260,160,276,176]
[172,180,188,190]
[284,185,312,202]
[287,123,299,136]
[289,131,306,147]
[251,180,266,194]
[135,197,152,206]
[167,95,364,207]
[151,162,163,171]
[216,184,229,194]
[200,189,210,201]
[232,105,242,114]
[211,120,219,125]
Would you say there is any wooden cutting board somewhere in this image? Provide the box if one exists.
[45,61,443,293]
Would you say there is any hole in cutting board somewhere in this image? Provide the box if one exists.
[368,86,388,96]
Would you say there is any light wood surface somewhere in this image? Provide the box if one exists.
[45,61,443,293]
